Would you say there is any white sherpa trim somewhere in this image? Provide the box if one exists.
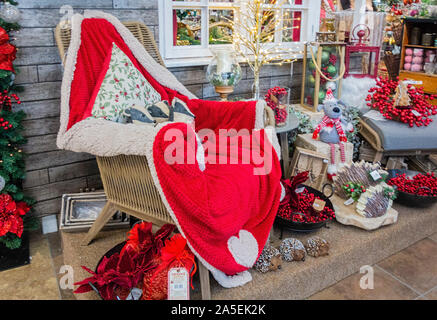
[142,123,253,288]
[196,134,206,172]
[227,230,259,268]
[263,126,281,161]
[280,182,286,202]
[255,100,267,130]
[57,11,269,156]
[57,13,84,150]
[209,269,252,289]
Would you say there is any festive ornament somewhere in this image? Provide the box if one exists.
[279,238,306,262]
[366,78,437,128]
[0,26,17,72]
[318,90,326,101]
[265,86,289,126]
[327,65,337,76]
[253,244,282,273]
[321,51,330,64]
[0,175,5,191]
[0,3,21,24]
[305,237,330,258]
[342,182,366,201]
[0,194,30,238]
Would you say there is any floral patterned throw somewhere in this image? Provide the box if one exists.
[90,43,161,122]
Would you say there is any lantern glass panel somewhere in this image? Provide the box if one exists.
[302,43,344,111]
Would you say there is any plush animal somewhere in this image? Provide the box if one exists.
[123,105,156,125]
[312,89,353,179]
[172,97,195,123]
[305,237,330,258]
[279,238,306,262]
[253,244,282,273]
[147,100,174,123]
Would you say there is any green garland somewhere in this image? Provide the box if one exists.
[0,1,37,250]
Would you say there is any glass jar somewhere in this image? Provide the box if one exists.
[206,49,242,88]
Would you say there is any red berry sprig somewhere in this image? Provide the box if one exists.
[388,172,437,197]
[0,89,21,112]
[366,78,437,128]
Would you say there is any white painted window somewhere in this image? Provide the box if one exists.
[159,0,321,67]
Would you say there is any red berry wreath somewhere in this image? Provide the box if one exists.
[365,78,437,128]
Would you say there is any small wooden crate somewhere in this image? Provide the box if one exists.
[290,147,329,191]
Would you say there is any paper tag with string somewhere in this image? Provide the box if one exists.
[168,268,190,300]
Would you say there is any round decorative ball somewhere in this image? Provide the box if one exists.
[321,51,330,64]
[327,65,337,76]
[318,90,326,101]
[0,3,21,23]
[308,60,316,71]
[307,75,315,88]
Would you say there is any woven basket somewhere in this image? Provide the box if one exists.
[392,22,403,47]
[383,54,401,80]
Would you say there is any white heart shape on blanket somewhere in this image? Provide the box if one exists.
[227,230,259,268]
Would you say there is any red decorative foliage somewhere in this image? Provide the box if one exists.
[278,172,336,224]
[366,78,437,128]
[0,27,17,73]
[388,172,437,197]
[265,87,289,124]
[0,194,30,238]
[73,222,175,300]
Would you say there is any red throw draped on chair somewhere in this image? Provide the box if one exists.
[67,16,282,283]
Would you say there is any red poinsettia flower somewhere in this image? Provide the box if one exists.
[74,222,175,300]
[0,194,30,238]
[0,27,17,72]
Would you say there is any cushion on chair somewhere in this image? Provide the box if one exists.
[361,108,437,151]
[87,42,161,123]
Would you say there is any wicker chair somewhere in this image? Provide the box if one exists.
[55,21,275,300]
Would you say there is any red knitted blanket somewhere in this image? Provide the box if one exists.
[67,17,282,282]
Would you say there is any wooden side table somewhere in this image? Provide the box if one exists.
[276,112,299,178]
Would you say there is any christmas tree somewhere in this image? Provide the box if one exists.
[0,0,36,250]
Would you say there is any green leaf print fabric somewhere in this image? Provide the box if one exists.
[90,43,162,122]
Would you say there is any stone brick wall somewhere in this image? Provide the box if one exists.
[13,0,302,218]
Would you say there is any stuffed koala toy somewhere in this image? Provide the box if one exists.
[254,244,282,273]
[314,95,353,144]
[313,89,354,179]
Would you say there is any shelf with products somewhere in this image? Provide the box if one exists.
[399,17,437,94]
[404,44,437,50]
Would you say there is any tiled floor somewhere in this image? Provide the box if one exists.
[0,229,436,300]
[309,236,437,300]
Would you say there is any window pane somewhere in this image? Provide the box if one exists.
[209,9,234,45]
[282,10,301,42]
[173,9,202,46]
[261,9,276,43]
